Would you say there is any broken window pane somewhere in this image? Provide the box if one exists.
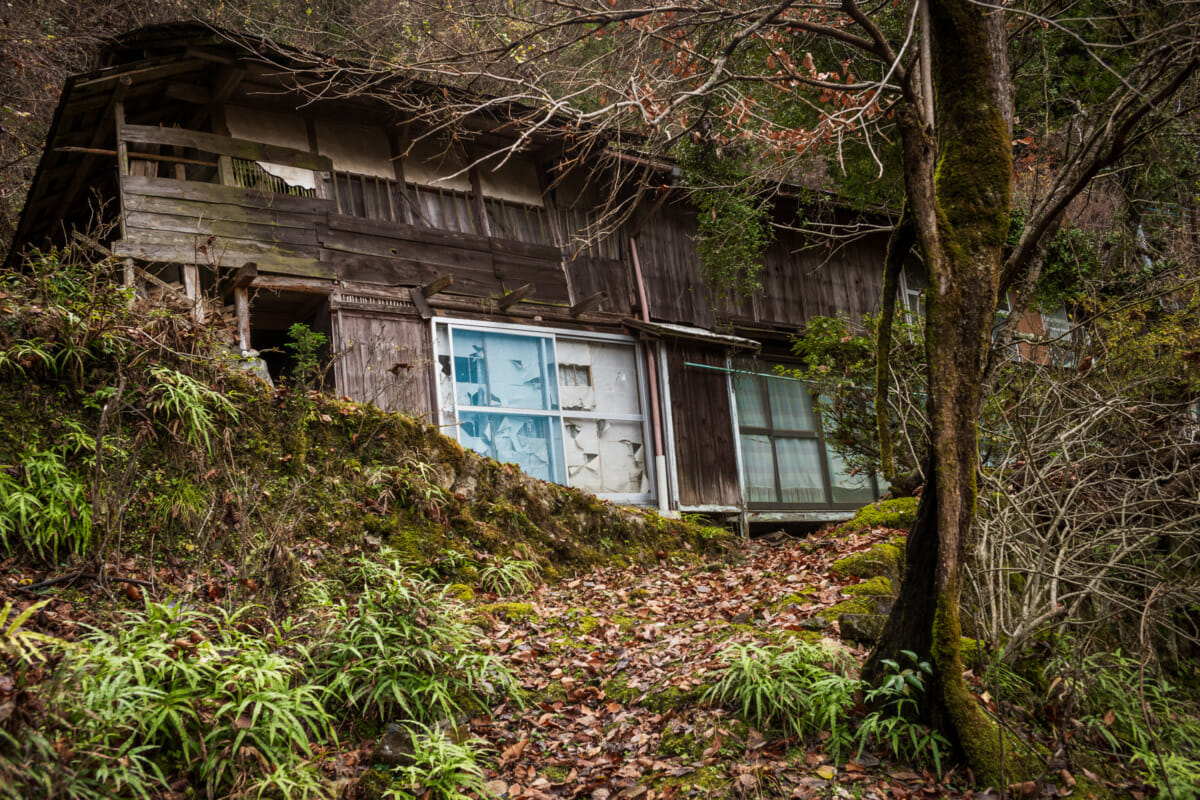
[565,418,647,494]
[452,329,558,411]
[440,323,648,500]
[459,411,564,483]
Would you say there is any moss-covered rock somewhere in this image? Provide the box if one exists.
[836,497,919,535]
[831,541,905,582]
[842,576,895,598]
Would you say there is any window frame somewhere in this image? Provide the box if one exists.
[433,318,654,504]
[730,363,880,510]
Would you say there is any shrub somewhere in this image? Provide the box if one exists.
[703,642,856,756]
[34,602,331,799]
[313,552,519,726]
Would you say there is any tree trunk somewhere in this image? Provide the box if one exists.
[864,0,1034,787]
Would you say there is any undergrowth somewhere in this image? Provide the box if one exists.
[0,248,730,798]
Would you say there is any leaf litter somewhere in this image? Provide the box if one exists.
[466,526,972,799]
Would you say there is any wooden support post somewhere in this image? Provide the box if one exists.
[123,258,136,298]
[570,291,608,317]
[183,263,203,322]
[235,286,250,352]
[498,283,534,311]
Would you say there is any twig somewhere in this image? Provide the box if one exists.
[16,571,153,594]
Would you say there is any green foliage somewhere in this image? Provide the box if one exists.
[857,651,951,776]
[703,642,856,757]
[285,323,328,389]
[313,551,520,726]
[147,365,239,456]
[20,602,331,800]
[478,557,539,595]
[0,599,58,664]
[1046,647,1200,799]
[0,447,91,559]
[379,725,491,800]
[786,312,926,479]
[676,141,774,295]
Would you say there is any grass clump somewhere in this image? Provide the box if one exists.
[2,602,332,800]
[703,642,856,756]
[312,551,519,727]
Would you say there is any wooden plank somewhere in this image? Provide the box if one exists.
[408,286,433,319]
[320,225,497,276]
[493,255,570,304]
[250,275,334,294]
[75,58,206,90]
[564,255,634,316]
[325,213,495,253]
[123,225,319,260]
[124,174,330,214]
[124,190,323,229]
[121,124,332,171]
[422,275,454,296]
[498,283,535,310]
[488,236,562,261]
[183,263,203,322]
[112,237,332,280]
[333,311,432,416]
[570,292,608,316]
[325,252,501,296]
[124,211,321,247]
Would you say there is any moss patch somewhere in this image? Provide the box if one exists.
[842,576,895,598]
[831,541,904,581]
[836,497,918,534]
[473,602,535,628]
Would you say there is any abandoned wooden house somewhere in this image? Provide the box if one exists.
[9,22,938,529]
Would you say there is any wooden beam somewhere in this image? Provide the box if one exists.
[74,58,205,90]
[185,47,236,65]
[569,291,607,317]
[232,262,258,289]
[498,283,534,311]
[408,286,433,320]
[249,275,335,294]
[55,146,218,169]
[120,124,332,171]
[422,275,454,296]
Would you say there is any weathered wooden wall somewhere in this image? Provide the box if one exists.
[663,342,740,508]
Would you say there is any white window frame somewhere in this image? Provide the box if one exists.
[432,318,655,505]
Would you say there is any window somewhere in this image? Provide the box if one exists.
[732,365,879,508]
[436,321,651,501]
[1040,307,1077,367]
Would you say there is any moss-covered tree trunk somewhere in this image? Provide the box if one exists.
[864,0,1025,787]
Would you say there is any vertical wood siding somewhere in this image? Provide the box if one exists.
[334,309,433,417]
[664,341,740,507]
